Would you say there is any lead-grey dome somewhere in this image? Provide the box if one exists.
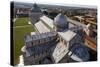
[54,13,69,31]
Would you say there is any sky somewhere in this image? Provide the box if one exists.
[13,0,97,8]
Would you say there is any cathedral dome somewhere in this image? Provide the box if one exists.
[54,13,69,31]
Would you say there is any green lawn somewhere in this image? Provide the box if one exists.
[13,17,29,27]
[13,17,35,65]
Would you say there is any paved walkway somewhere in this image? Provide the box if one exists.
[18,55,24,66]
[28,21,31,24]
[13,25,31,28]
[13,18,17,22]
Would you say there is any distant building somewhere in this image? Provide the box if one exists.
[29,3,42,24]
[15,8,30,18]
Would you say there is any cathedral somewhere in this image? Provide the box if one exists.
[22,3,90,65]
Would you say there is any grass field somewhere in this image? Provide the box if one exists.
[13,18,29,27]
[13,17,35,65]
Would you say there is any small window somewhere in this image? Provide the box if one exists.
[64,40,66,45]
[31,42,33,45]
